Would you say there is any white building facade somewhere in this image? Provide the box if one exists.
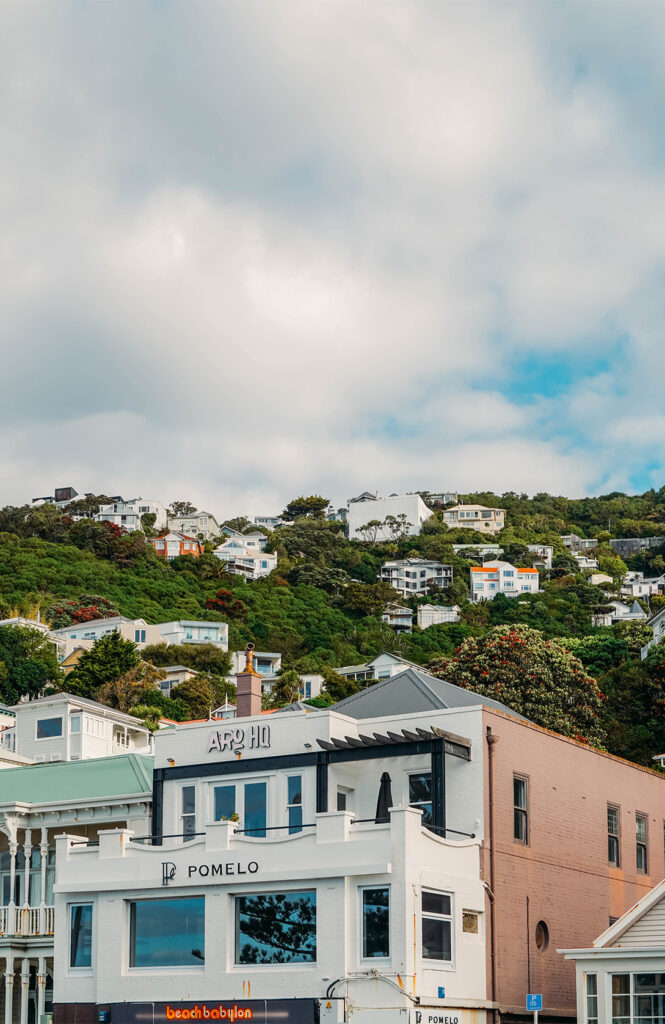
[347,494,432,542]
[167,513,221,540]
[96,499,168,533]
[213,538,277,581]
[51,616,162,650]
[380,559,453,597]
[442,505,505,535]
[417,605,461,628]
[469,562,540,602]
[52,699,488,1024]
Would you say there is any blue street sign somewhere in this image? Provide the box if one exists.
[527,994,543,1012]
[438,987,446,999]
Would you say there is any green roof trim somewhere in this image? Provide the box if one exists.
[0,753,154,806]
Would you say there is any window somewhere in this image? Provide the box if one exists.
[422,891,452,961]
[636,814,648,873]
[535,920,549,951]
[337,788,352,812]
[287,776,302,834]
[36,717,63,740]
[608,805,620,866]
[214,785,236,822]
[70,904,93,968]
[245,782,267,837]
[134,629,146,643]
[514,776,528,843]
[70,715,81,734]
[609,972,665,1024]
[129,897,205,968]
[409,772,433,826]
[362,887,390,959]
[181,786,196,841]
[235,890,316,964]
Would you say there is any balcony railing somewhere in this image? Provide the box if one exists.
[0,905,55,937]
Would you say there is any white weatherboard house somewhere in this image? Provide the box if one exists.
[470,562,539,602]
[561,877,665,1024]
[96,498,168,533]
[442,505,505,535]
[346,493,432,542]
[52,669,493,1024]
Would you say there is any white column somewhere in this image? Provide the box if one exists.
[4,956,13,1024]
[39,827,48,935]
[22,830,31,909]
[36,957,46,1023]
[8,841,17,918]
[19,958,29,1024]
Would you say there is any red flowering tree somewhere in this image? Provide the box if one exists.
[205,589,247,619]
[431,623,606,747]
[45,595,119,630]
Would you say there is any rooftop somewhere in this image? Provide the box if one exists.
[0,753,153,807]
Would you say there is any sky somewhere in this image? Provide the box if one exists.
[2,1,665,519]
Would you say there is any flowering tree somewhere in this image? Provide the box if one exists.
[432,623,606,746]
[45,595,119,629]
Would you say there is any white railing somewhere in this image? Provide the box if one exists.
[0,905,55,936]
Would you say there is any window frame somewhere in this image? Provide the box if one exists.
[513,774,529,845]
[233,888,317,967]
[181,784,197,842]
[35,716,63,741]
[408,770,433,827]
[360,884,391,963]
[608,805,621,867]
[286,775,303,835]
[636,812,648,874]
[421,889,454,966]
[68,902,94,972]
[128,895,206,971]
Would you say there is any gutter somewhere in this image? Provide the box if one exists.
[486,726,499,1024]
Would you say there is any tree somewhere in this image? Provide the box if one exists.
[321,668,361,703]
[67,632,141,699]
[342,581,401,618]
[357,520,384,543]
[44,595,119,630]
[432,624,606,746]
[268,670,303,708]
[168,501,197,517]
[384,514,412,541]
[281,496,330,521]
[601,650,665,765]
[140,512,157,536]
[170,676,217,719]
[205,589,248,619]
[222,517,251,533]
[0,626,61,704]
[613,620,653,657]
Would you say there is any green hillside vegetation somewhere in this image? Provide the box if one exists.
[1,491,665,765]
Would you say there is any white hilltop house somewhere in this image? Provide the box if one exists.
[442,504,505,535]
[470,561,540,602]
[346,492,432,542]
[166,511,220,540]
[417,605,461,628]
[213,536,277,581]
[95,498,168,533]
[380,558,453,597]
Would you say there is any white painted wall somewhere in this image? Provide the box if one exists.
[348,494,431,542]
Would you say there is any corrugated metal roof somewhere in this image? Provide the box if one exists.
[332,667,530,722]
[0,753,154,807]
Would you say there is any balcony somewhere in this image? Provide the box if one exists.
[0,905,54,937]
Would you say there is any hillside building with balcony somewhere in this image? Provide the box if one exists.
[167,512,220,540]
[442,504,505,534]
[417,604,461,628]
[149,532,204,560]
[470,562,540,601]
[380,558,453,597]
[213,538,277,581]
[95,498,168,533]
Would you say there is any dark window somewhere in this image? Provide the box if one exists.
[70,904,92,968]
[514,776,528,843]
[214,785,235,822]
[636,814,648,873]
[362,887,390,959]
[129,897,204,968]
[422,891,452,961]
[586,973,598,1024]
[337,789,347,812]
[535,920,549,951]
[235,890,316,964]
[181,786,196,841]
[409,772,433,826]
[36,717,63,740]
[608,805,620,866]
[287,776,302,834]
[245,782,267,837]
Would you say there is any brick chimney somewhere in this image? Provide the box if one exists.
[236,643,262,718]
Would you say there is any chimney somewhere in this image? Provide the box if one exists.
[236,643,262,718]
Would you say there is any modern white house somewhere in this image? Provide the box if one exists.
[213,538,277,581]
[346,493,432,542]
[380,558,453,597]
[50,616,162,651]
[592,600,648,627]
[0,694,153,763]
[469,562,540,602]
[253,515,289,531]
[621,573,665,599]
[167,512,221,540]
[574,553,600,570]
[229,650,282,681]
[561,877,665,1024]
[442,504,505,535]
[0,752,152,1022]
[527,544,554,569]
[335,652,424,683]
[95,498,168,533]
[640,607,665,660]
[158,620,229,650]
[381,605,413,633]
[417,605,461,628]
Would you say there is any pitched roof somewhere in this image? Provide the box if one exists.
[332,667,530,722]
[0,753,153,807]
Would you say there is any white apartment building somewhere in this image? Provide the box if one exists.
[0,694,153,763]
[442,504,505,535]
[470,562,540,602]
[527,544,554,569]
[574,553,600,570]
[347,493,432,542]
[95,498,168,533]
[159,620,229,650]
[417,605,461,628]
[380,558,453,597]
[50,616,162,650]
[0,752,152,1022]
[51,674,490,1024]
[381,605,413,633]
[213,538,277,581]
[167,512,221,540]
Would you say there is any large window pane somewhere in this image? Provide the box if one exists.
[130,897,205,968]
[235,890,316,964]
[245,782,267,837]
[409,773,433,826]
[362,887,390,959]
[287,776,302,835]
[214,785,236,822]
[422,917,451,961]
[37,718,62,739]
[70,904,92,968]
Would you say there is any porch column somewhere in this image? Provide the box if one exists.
[7,841,17,917]
[4,956,13,1024]
[40,827,49,935]
[19,958,29,1024]
[22,830,32,908]
[36,957,46,1022]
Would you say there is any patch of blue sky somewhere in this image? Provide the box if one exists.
[497,340,629,406]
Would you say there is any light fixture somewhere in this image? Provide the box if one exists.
[167,758,175,766]
[304,743,312,748]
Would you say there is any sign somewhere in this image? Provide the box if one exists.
[437,988,446,999]
[99,1000,318,1023]
[410,1011,483,1024]
[527,995,543,1012]
[187,860,259,879]
[208,724,271,755]
[162,861,176,886]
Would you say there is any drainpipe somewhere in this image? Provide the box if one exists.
[486,726,499,1024]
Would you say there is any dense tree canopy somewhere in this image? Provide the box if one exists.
[0,626,61,704]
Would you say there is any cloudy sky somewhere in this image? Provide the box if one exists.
[2,2,665,518]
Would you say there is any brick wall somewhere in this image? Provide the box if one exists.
[481,708,665,1017]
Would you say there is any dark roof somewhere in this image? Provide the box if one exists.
[332,667,530,722]
[272,701,324,714]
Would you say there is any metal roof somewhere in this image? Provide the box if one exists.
[332,667,530,722]
[0,753,153,807]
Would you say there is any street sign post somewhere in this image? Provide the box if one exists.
[527,993,543,1024]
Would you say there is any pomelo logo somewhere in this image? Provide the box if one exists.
[165,1006,253,1020]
